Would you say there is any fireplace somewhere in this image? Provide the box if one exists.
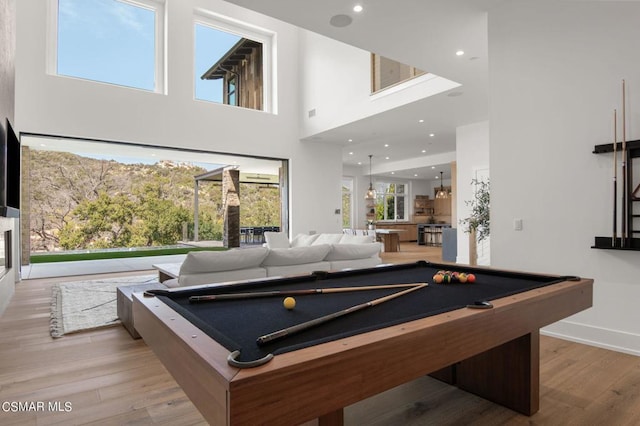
[0,230,10,279]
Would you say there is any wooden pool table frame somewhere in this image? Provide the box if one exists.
[133,269,593,425]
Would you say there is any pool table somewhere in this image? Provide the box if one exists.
[133,261,592,425]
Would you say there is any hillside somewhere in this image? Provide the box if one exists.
[28,150,280,252]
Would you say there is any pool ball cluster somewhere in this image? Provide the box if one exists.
[433,270,476,284]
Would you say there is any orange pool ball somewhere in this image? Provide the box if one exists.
[467,274,476,283]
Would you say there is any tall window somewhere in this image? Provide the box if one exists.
[53,0,165,92]
[341,178,353,228]
[226,76,237,106]
[371,53,426,93]
[194,11,274,112]
[375,182,407,221]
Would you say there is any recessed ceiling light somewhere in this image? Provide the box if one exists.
[418,119,424,123]
[349,152,354,155]
[456,50,465,56]
[40,143,46,147]
[436,175,439,179]
[414,174,418,177]
[429,133,435,137]
[357,162,362,165]
[391,171,395,175]
[384,144,389,147]
[348,138,353,142]
[421,149,427,153]
[431,166,435,169]
[353,4,363,12]
[385,156,390,160]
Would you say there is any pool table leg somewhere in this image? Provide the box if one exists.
[456,331,540,415]
[318,408,343,426]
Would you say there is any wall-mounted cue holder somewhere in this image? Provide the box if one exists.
[592,139,640,250]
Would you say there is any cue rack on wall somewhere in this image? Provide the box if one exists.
[593,139,640,250]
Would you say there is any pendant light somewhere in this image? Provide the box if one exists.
[436,171,448,199]
[365,154,376,199]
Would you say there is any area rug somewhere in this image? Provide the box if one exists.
[50,274,157,338]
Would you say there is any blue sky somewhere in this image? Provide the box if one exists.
[57,0,156,90]
[57,0,240,102]
[195,24,241,102]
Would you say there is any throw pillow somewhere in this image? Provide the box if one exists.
[262,244,331,266]
[311,234,344,245]
[290,233,319,247]
[264,231,290,249]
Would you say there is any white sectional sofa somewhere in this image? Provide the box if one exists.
[163,232,382,287]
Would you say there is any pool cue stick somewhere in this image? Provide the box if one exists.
[189,283,423,303]
[613,109,618,247]
[256,283,428,346]
[622,79,627,247]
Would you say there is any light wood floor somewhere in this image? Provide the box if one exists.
[1,243,639,425]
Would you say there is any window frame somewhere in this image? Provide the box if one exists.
[47,0,167,93]
[341,177,354,229]
[226,76,238,106]
[375,181,408,222]
[193,9,276,113]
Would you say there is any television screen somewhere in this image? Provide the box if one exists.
[0,118,20,218]
[6,120,19,210]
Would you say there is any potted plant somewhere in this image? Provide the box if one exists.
[459,179,490,265]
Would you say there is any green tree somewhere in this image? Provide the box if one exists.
[133,180,192,246]
[59,192,137,249]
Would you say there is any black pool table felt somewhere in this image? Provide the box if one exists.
[149,262,570,363]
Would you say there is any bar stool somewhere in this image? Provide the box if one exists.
[434,227,443,246]
[424,227,436,246]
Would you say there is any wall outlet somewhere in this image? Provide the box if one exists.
[514,218,523,231]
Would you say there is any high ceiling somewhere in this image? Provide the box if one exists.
[225,0,507,180]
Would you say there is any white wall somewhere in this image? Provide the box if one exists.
[489,1,640,355]
[0,218,19,316]
[456,121,489,264]
[298,30,460,139]
[15,0,343,236]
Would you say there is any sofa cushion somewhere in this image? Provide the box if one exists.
[290,233,319,247]
[178,267,267,287]
[311,234,344,245]
[179,247,269,274]
[264,262,331,277]
[339,234,376,244]
[264,231,290,249]
[325,243,381,261]
[329,257,381,271]
[262,244,331,266]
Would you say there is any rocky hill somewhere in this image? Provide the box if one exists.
[28,150,280,251]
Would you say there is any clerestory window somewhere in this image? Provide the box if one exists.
[52,0,166,93]
[194,10,274,112]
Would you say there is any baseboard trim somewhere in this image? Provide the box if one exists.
[542,320,640,357]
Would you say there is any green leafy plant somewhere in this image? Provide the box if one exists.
[460,179,490,242]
